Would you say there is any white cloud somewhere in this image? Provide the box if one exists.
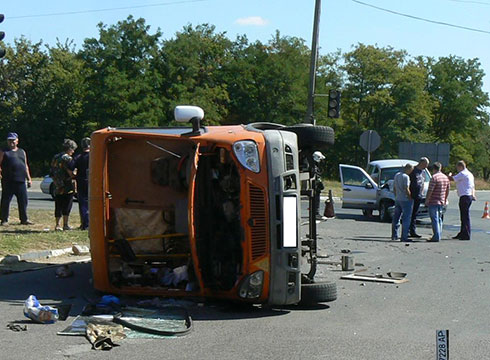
[235,16,269,26]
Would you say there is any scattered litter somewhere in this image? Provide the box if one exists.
[387,272,407,279]
[341,273,409,284]
[341,255,354,271]
[86,322,125,350]
[58,306,193,340]
[23,295,59,324]
[7,322,27,332]
[56,265,74,278]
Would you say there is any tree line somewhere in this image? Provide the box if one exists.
[0,16,489,179]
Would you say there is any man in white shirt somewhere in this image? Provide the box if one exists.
[448,160,476,240]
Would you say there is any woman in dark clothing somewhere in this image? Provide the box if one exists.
[51,139,77,231]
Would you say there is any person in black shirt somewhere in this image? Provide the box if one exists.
[0,132,33,225]
[74,137,90,230]
[409,157,429,238]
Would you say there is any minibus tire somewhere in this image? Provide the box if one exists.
[282,124,334,149]
[300,281,337,304]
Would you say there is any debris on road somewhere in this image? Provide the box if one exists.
[340,273,409,284]
[55,265,74,278]
[72,244,90,256]
[7,322,28,332]
[23,295,59,324]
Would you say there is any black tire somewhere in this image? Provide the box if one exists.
[300,281,337,304]
[49,183,56,200]
[282,124,334,149]
[362,209,373,217]
[379,201,392,223]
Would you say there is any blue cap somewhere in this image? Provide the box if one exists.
[7,132,18,140]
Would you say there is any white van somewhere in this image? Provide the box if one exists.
[339,159,433,221]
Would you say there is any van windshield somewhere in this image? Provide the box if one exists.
[379,167,403,186]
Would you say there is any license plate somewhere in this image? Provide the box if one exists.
[283,197,297,247]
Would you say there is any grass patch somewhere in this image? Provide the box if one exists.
[475,178,490,190]
[0,209,89,256]
[321,179,343,198]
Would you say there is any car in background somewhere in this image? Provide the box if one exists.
[339,159,434,222]
[40,175,77,200]
[40,175,55,199]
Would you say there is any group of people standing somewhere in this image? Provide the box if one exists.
[392,157,476,242]
[0,133,90,231]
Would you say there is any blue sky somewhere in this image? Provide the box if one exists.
[2,0,490,94]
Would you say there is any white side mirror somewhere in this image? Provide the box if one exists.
[174,106,204,123]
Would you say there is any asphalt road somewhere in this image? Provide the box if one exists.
[0,191,489,359]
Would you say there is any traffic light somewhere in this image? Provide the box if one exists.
[0,14,5,58]
[327,89,341,118]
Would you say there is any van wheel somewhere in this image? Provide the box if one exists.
[282,124,334,149]
[379,202,391,222]
[300,281,337,304]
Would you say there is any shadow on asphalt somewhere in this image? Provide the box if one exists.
[0,262,299,322]
[335,213,380,222]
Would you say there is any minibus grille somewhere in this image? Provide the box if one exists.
[249,184,267,260]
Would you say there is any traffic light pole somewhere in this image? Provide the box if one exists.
[305,0,321,125]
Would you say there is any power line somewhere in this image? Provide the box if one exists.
[448,0,490,5]
[352,0,490,35]
[8,0,209,20]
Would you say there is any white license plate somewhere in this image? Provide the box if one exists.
[283,197,297,247]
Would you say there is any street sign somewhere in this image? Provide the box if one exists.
[359,130,380,152]
[359,130,381,166]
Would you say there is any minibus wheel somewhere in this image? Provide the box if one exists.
[300,281,337,304]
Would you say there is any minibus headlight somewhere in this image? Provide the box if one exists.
[233,140,260,173]
[238,271,264,299]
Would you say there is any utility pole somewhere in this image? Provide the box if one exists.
[304,0,321,125]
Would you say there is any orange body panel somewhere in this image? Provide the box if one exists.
[89,126,272,302]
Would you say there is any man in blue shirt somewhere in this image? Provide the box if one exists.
[392,163,414,242]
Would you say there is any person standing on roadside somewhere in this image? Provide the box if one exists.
[425,162,450,242]
[392,163,414,242]
[409,157,429,238]
[448,160,476,240]
[74,137,90,230]
[51,139,77,231]
[0,132,34,226]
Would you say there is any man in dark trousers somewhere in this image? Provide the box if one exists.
[448,160,476,240]
[74,137,90,230]
[0,132,33,225]
[409,157,429,238]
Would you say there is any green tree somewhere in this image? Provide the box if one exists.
[159,24,232,125]
[79,16,164,129]
[224,31,311,125]
[427,56,489,141]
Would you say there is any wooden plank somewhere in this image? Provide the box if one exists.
[340,273,409,284]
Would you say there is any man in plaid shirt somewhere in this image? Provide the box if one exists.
[425,162,450,242]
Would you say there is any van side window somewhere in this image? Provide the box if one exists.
[342,167,371,187]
